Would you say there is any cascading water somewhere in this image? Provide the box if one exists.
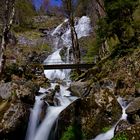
[25,16,92,140]
[93,97,128,140]
[25,95,45,140]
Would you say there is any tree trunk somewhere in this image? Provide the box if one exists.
[0,0,15,76]
[69,2,81,64]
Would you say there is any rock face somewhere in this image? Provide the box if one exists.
[0,80,36,140]
[58,79,122,139]
[0,102,29,140]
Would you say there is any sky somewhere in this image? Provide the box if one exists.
[33,0,62,10]
[50,0,61,6]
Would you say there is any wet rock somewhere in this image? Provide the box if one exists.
[114,120,130,135]
[54,84,60,93]
[126,97,140,124]
[42,89,55,106]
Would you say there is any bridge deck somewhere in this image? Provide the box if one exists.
[43,63,95,69]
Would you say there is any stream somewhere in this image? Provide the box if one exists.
[25,16,92,140]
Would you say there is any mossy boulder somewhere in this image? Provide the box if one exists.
[113,123,140,140]
[58,84,122,139]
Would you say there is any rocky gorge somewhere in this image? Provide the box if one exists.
[0,12,140,140]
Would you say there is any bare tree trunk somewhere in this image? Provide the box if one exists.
[0,0,15,76]
[69,0,81,64]
[69,17,81,64]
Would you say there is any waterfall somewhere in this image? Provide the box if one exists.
[25,95,45,140]
[93,97,128,140]
[25,16,92,140]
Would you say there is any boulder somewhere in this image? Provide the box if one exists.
[58,87,122,139]
[69,81,91,97]
[113,123,140,140]
[126,97,140,123]
[0,80,37,140]
[0,82,12,100]
[126,97,140,114]
[0,101,30,140]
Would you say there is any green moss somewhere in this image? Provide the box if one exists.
[135,82,140,88]
[60,126,75,140]
[0,100,10,121]
[102,126,111,133]
[60,124,85,140]
[70,70,79,81]
[112,133,128,140]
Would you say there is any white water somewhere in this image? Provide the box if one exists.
[62,16,92,47]
[93,97,128,140]
[25,95,45,140]
[26,16,91,140]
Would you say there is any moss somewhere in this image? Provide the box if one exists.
[60,126,75,140]
[16,31,42,39]
[112,133,128,140]
[102,126,111,133]
[0,100,10,121]
[135,82,140,88]
[60,124,85,140]
[70,70,79,81]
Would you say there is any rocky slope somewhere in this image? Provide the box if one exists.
[57,47,140,140]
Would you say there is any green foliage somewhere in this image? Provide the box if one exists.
[79,36,98,63]
[97,0,139,56]
[3,63,21,82]
[14,0,36,31]
[135,82,140,88]
[70,70,79,81]
[60,124,84,140]
[112,133,128,140]
[102,126,111,133]
[60,126,75,140]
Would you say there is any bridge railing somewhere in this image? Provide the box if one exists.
[44,58,94,65]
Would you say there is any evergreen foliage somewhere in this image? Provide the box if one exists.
[97,0,139,56]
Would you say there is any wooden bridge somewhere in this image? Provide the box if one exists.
[43,63,95,69]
